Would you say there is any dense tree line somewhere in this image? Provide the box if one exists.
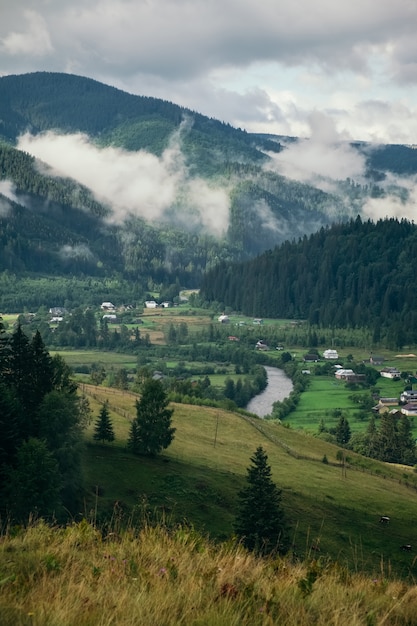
[200,217,417,347]
[349,412,416,465]
[0,320,87,522]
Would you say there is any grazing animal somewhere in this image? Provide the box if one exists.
[401,544,412,552]
[379,516,390,524]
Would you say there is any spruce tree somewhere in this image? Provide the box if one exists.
[127,418,141,455]
[135,378,175,456]
[93,401,115,443]
[234,446,288,556]
[335,415,351,446]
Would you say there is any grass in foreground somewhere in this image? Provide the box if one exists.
[1,519,417,626]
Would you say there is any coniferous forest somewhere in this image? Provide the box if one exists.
[200,217,417,346]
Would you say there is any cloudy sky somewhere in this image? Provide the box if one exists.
[1,0,417,144]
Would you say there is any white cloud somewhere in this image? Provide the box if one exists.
[59,244,94,261]
[264,112,367,187]
[17,126,230,235]
[0,180,19,205]
[362,173,417,222]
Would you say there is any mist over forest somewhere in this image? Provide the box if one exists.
[0,72,416,314]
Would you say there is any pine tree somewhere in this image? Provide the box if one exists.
[127,418,141,455]
[4,437,62,522]
[135,379,175,456]
[397,414,416,465]
[335,415,351,446]
[93,401,115,444]
[234,446,288,556]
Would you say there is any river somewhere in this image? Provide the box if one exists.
[246,365,293,418]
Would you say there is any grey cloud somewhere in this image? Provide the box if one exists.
[1,1,416,81]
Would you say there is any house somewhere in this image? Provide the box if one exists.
[401,403,417,417]
[218,314,230,323]
[255,340,269,350]
[160,301,172,308]
[400,390,417,404]
[228,336,239,341]
[101,302,116,311]
[380,367,401,380]
[372,398,399,414]
[303,353,320,362]
[335,368,354,380]
[49,306,68,316]
[370,355,384,365]
[323,349,339,359]
[334,369,366,383]
[253,318,263,325]
[102,314,117,323]
[145,300,158,309]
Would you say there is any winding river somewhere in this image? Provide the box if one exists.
[246,365,293,418]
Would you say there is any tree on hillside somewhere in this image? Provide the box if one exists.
[133,378,175,456]
[93,401,115,444]
[127,418,141,455]
[4,437,62,522]
[335,415,351,446]
[234,446,288,556]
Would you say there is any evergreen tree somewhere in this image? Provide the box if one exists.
[127,418,141,455]
[134,378,175,456]
[397,414,416,465]
[335,416,351,446]
[376,412,399,462]
[234,446,288,556]
[93,401,115,443]
[4,437,62,522]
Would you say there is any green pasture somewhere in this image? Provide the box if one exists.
[51,350,138,370]
[81,385,417,577]
[286,376,362,432]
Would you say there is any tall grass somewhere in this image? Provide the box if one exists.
[1,518,416,625]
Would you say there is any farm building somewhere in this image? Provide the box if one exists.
[380,367,401,380]
[102,314,117,322]
[323,349,339,359]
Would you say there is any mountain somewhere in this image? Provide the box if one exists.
[0,72,416,308]
[200,216,417,345]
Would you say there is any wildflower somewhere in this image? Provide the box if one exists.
[158,567,167,576]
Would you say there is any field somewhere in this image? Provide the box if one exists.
[80,384,417,579]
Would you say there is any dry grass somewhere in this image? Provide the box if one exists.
[1,519,417,626]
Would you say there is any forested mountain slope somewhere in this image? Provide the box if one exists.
[200,217,417,346]
[0,72,416,304]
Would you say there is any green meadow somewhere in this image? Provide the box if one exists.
[81,384,417,579]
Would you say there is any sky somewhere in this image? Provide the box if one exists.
[1,0,417,145]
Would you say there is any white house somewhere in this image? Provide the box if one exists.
[380,367,401,380]
[145,300,158,309]
[218,314,230,323]
[401,403,417,416]
[102,314,117,322]
[323,349,339,359]
[335,368,354,380]
[400,390,417,404]
[101,302,115,311]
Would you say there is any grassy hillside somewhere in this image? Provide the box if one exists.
[3,519,417,626]
[80,384,417,579]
